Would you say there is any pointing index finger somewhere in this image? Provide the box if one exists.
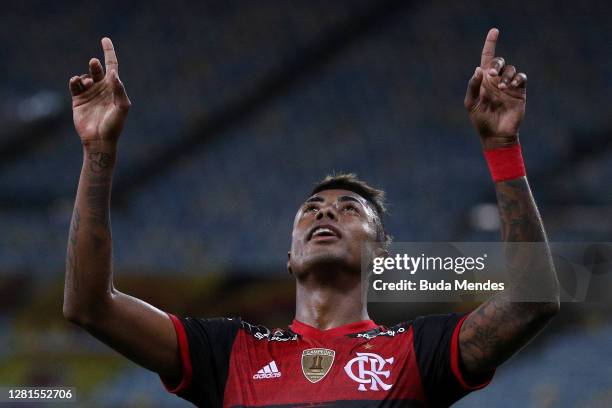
[480,28,499,68]
[101,37,119,75]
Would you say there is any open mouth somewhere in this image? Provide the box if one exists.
[308,224,341,241]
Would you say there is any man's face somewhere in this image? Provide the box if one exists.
[288,189,379,277]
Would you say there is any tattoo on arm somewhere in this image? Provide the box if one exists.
[88,152,113,173]
[69,208,81,246]
[67,208,81,289]
[87,183,111,226]
[65,149,115,304]
[460,294,550,373]
[86,154,114,227]
[496,178,545,243]
[460,177,559,375]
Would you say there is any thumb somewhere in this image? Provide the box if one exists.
[464,67,483,111]
[111,71,131,112]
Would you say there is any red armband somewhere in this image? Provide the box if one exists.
[483,144,526,182]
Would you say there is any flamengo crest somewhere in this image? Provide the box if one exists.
[344,352,394,391]
[301,348,335,383]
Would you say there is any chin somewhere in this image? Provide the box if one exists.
[295,249,360,277]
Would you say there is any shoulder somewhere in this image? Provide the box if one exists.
[348,321,414,340]
[179,316,299,342]
[236,319,298,342]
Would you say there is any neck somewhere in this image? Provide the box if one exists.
[294,267,369,330]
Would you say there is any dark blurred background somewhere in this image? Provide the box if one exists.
[1,0,611,406]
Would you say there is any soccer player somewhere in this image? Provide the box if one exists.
[63,29,560,407]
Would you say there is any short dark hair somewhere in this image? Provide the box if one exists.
[311,173,391,247]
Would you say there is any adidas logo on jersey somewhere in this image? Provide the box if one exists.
[253,361,282,379]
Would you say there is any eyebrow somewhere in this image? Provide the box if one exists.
[304,195,363,205]
[305,196,324,204]
[338,195,362,205]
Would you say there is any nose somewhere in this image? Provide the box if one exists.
[316,204,337,221]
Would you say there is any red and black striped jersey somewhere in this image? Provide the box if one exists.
[161,313,494,407]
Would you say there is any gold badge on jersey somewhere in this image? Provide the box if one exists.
[301,348,335,383]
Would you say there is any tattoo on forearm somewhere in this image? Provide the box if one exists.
[88,173,112,185]
[88,152,113,173]
[65,151,115,303]
[460,177,558,375]
[87,184,110,226]
[67,208,81,288]
[69,208,80,247]
[495,178,545,242]
[85,152,113,227]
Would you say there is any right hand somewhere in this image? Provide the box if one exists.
[464,29,527,150]
[69,37,131,145]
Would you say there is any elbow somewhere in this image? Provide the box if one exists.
[546,298,561,316]
[544,283,562,317]
[62,293,76,322]
[63,289,82,324]
[536,299,560,323]
[62,297,109,329]
[63,302,88,326]
[529,279,561,322]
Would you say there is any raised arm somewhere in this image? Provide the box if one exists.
[63,38,180,381]
[459,29,560,376]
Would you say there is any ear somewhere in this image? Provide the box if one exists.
[287,251,293,275]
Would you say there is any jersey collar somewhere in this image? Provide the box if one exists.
[290,319,379,341]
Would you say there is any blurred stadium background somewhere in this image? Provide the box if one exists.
[1,0,611,406]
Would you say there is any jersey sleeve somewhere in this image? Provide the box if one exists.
[160,313,241,407]
[412,313,495,407]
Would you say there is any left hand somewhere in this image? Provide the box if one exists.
[465,28,527,150]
